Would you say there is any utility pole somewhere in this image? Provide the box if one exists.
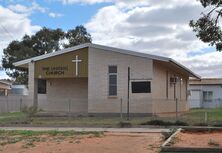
[127,67,130,120]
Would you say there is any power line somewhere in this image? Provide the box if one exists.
[0,23,14,40]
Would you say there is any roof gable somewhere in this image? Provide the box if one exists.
[13,43,201,79]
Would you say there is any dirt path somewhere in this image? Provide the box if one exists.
[173,131,222,148]
[0,132,163,153]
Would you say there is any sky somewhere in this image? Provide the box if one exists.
[0,0,221,79]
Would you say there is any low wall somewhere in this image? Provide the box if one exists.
[0,95,189,116]
[152,99,189,115]
[38,95,88,114]
[0,95,32,113]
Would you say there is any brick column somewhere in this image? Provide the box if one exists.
[28,62,38,108]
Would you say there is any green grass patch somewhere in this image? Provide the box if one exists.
[1,108,222,127]
[0,112,29,124]
[180,108,222,126]
[0,130,103,137]
[0,130,103,146]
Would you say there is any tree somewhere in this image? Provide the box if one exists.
[64,25,92,48]
[2,25,92,84]
[190,0,222,51]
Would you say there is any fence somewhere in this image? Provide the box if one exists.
[0,95,32,113]
[189,98,222,108]
[1,96,222,126]
[0,95,188,117]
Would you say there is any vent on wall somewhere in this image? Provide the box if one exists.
[170,77,177,84]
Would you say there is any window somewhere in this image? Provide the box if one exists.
[38,79,47,94]
[0,89,5,96]
[108,66,117,96]
[132,81,151,93]
[203,91,213,102]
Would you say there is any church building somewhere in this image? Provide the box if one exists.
[14,43,200,116]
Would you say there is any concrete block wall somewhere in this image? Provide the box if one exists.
[88,47,153,114]
[38,78,88,113]
[152,99,189,115]
[28,62,38,107]
[152,61,189,114]
[0,95,32,114]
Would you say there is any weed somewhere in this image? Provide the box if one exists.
[118,121,132,128]
[75,140,81,144]
[21,106,38,118]
[141,120,188,126]
[208,139,220,147]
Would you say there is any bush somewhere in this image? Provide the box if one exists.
[194,123,208,126]
[140,120,188,126]
[118,121,132,128]
[141,120,169,125]
[175,120,189,126]
[21,106,38,118]
[208,139,220,146]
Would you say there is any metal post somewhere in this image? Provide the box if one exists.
[68,99,71,116]
[176,98,178,121]
[127,67,130,120]
[6,95,9,113]
[120,98,123,119]
[20,98,22,111]
[204,111,208,124]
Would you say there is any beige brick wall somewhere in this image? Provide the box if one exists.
[39,78,88,113]
[28,62,38,107]
[88,47,153,114]
[152,99,189,114]
[152,61,189,114]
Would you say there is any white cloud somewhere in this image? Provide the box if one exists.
[84,0,222,77]
[0,5,41,79]
[48,12,63,18]
[8,2,46,14]
[8,2,63,19]
[60,0,112,5]
[181,52,222,78]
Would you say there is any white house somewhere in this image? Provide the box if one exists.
[189,78,222,108]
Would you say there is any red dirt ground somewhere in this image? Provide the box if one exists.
[173,131,222,148]
[0,132,163,153]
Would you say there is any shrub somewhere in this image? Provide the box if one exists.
[140,120,188,126]
[175,120,189,126]
[118,121,132,128]
[208,139,220,147]
[21,106,38,118]
[194,123,208,126]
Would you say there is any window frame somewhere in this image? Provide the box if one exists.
[38,79,47,94]
[131,81,151,94]
[203,91,213,102]
[108,65,117,97]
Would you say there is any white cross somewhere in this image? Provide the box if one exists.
[72,55,82,76]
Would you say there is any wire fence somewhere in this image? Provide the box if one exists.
[0,95,222,126]
[0,95,32,113]
[189,98,222,108]
[0,95,188,116]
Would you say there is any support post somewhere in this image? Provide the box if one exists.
[176,98,178,121]
[28,62,38,108]
[6,95,9,113]
[127,67,130,120]
[68,99,71,115]
[204,111,208,124]
[19,98,22,111]
[120,98,123,119]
